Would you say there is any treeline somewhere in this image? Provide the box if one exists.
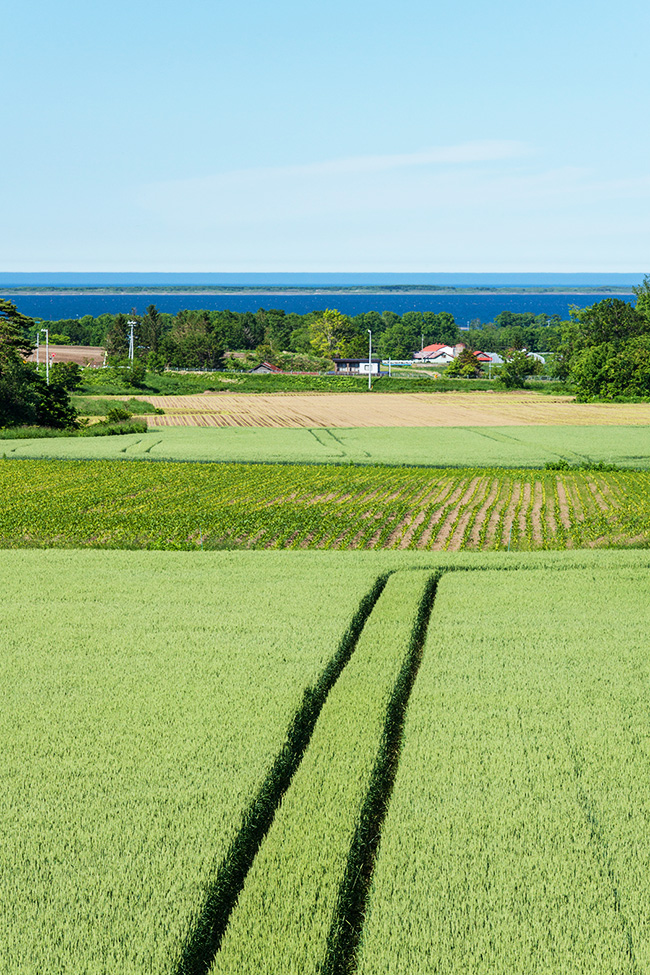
[44,305,566,367]
[465,311,563,355]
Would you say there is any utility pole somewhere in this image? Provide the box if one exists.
[35,331,40,372]
[41,328,49,384]
[127,320,136,363]
[367,329,372,391]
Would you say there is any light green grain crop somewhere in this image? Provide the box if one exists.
[0,551,381,974]
[210,571,433,975]
[356,567,650,974]
[5,424,650,469]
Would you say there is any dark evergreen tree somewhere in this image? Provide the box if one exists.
[105,313,130,356]
[140,304,163,354]
[0,299,76,428]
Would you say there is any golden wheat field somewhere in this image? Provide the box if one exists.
[135,392,650,428]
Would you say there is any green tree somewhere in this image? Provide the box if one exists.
[264,309,292,350]
[424,311,459,346]
[309,309,354,357]
[0,298,33,364]
[445,348,483,378]
[0,299,76,428]
[288,326,313,354]
[555,297,650,397]
[498,350,543,389]
[633,276,650,325]
[140,304,163,355]
[570,335,650,399]
[50,361,83,390]
[379,322,419,359]
[569,298,645,347]
[157,309,225,371]
[105,313,130,356]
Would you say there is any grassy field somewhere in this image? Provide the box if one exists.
[1,551,382,974]
[3,457,650,551]
[4,550,650,973]
[71,395,164,416]
[5,423,650,468]
[357,566,650,974]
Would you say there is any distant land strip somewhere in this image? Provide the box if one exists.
[0,285,638,296]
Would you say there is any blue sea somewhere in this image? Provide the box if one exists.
[5,291,637,325]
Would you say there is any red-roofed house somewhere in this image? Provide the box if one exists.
[413,342,466,365]
[250,361,283,374]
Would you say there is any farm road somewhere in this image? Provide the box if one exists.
[136,392,650,428]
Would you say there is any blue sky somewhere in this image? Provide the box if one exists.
[2,0,649,272]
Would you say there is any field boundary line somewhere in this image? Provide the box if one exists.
[173,573,390,975]
[320,571,441,975]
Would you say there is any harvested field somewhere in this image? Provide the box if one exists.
[25,345,105,367]
[135,391,650,428]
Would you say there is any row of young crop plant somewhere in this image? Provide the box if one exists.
[0,551,384,975]
[356,567,650,974]
[210,571,435,975]
[2,458,649,550]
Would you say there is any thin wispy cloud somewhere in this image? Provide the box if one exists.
[262,140,530,177]
[139,140,532,226]
[132,143,650,271]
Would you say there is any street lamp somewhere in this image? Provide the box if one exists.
[367,329,372,391]
[40,328,49,384]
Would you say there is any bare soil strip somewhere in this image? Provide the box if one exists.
[476,480,507,548]
[555,478,572,529]
[397,510,428,550]
[518,482,532,540]
[385,511,416,549]
[501,482,522,547]
[447,478,490,552]
[531,481,545,543]
[432,476,482,550]
[564,479,585,523]
[543,482,557,536]
[588,480,611,514]
[472,478,502,548]
[27,345,105,367]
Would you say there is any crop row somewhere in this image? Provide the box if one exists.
[2,458,649,550]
